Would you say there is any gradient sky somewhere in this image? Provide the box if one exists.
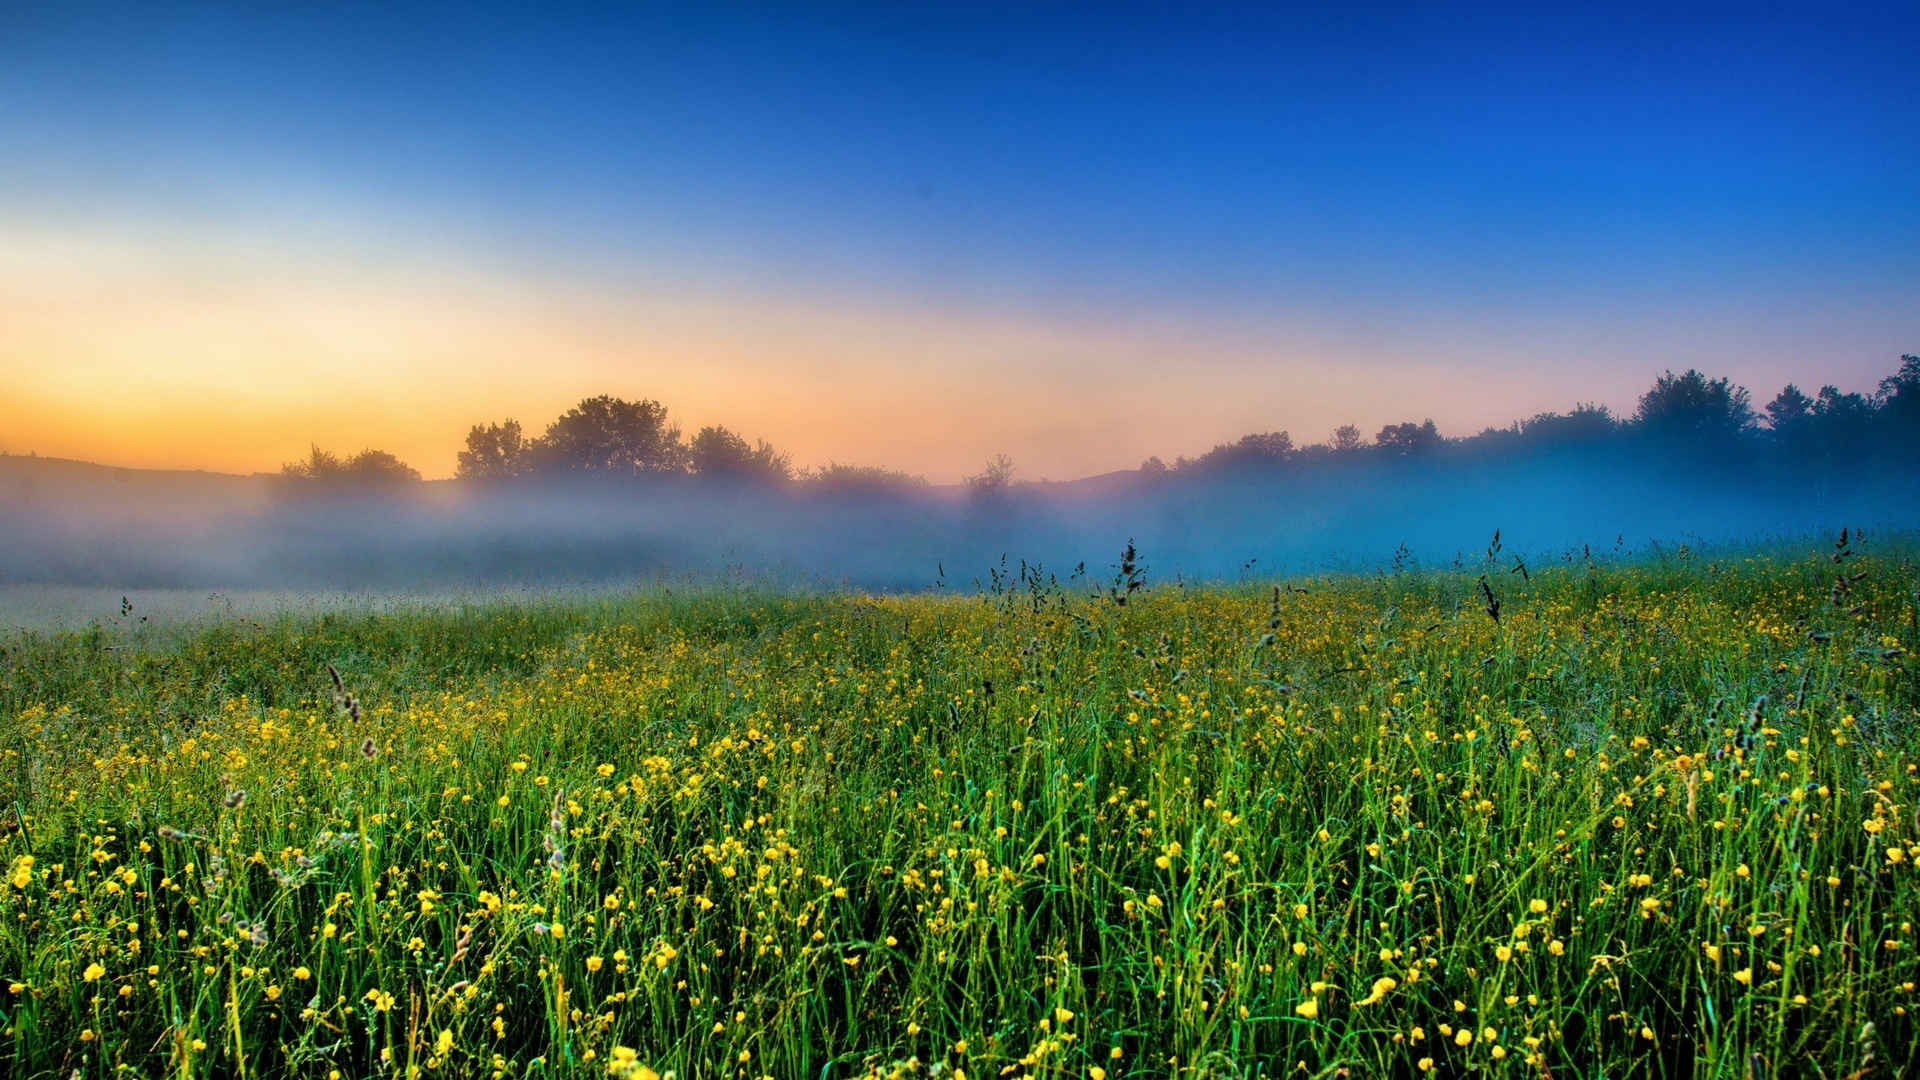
[3,2,1916,481]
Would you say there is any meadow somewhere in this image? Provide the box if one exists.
[2,536,1916,1078]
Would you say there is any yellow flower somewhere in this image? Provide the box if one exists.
[1295,997,1320,1019]
[606,1046,659,1080]
[83,962,106,982]
[9,856,32,889]
[1356,976,1397,1006]
[436,1029,453,1055]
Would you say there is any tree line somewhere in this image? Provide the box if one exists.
[279,356,1920,493]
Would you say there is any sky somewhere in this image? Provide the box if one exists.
[3,2,1916,481]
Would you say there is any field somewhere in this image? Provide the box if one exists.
[2,539,1917,1078]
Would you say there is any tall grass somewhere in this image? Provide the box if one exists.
[1,539,1916,1077]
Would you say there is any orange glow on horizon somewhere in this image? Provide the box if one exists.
[0,213,1671,482]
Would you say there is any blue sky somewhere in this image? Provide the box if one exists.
[3,2,1916,478]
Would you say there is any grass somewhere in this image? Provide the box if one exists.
[1,537,1917,1078]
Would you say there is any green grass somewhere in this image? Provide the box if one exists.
[2,540,1917,1078]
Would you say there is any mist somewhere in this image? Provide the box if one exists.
[4,442,1915,609]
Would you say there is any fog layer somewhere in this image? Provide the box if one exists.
[3,446,1914,594]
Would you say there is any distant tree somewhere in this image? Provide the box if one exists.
[281,445,420,488]
[1241,431,1293,457]
[532,395,686,476]
[1812,385,1874,428]
[801,463,930,495]
[689,425,790,485]
[281,445,343,481]
[1875,354,1920,437]
[456,419,530,481]
[1375,419,1442,456]
[1520,403,1617,445]
[965,453,1016,497]
[1633,369,1757,442]
[1802,384,1877,457]
[1138,456,1169,477]
[1762,384,1817,458]
[1765,384,1814,432]
[1473,404,1619,455]
[1330,424,1365,453]
[341,449,422,486]
[1187,431,1293,472]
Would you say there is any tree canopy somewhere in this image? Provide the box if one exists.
[689,425,791,485]
[255,354,1920,502]
[280,446,420,488]
[456,420,531,481]
[1376,419,1442,456]
[1634,369,1757,442]
[532,395,686,476]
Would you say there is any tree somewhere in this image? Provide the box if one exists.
[1375,419,1441,456]
[1633,370,1757,442]
[1512,403,1617,447]
[532,395,685,476]
[281,445,343,481]
[456,419,530,481]
[1330,424,1364,453]
[340,449,421,486]
[689,425,790,485]
[801,463,929,495]
[1765,384,1814,433]
[1188,431,1293,472]
[281,445,420,489]
[1138,456,1169,477]
[965,453,1016,497]
[1813,385,1874,427]
[1875,354,1920,437]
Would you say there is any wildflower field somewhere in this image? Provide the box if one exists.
[3,537,1918,1079]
